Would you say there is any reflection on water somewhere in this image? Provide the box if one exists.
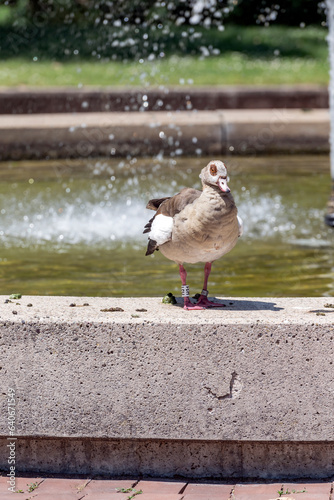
[0,155,333,297]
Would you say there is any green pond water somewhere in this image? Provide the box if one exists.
[0,155,333,298]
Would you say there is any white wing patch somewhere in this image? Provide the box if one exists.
[237,215,243,237]
[149,214,173,245]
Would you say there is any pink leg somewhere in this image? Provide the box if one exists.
[196,262,225,308]
[179,264,205,310]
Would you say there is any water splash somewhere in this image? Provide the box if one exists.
[0,156,332,249]
[236,193,297,239]
[0,198,146,248]
[0,191,329,249]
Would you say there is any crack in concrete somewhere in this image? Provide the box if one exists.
[229,485,235,500]
[205,371,243,400]
[178,482,188,495]
[204,385,230,400]
[77,478,92,493]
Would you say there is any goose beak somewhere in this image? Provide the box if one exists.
[217,177,230,193]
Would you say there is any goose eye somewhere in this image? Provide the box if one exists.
[210,164,217,176]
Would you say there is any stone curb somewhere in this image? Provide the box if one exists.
[0,85,328,114]
[0,108,329,160]
[1,296,334,478]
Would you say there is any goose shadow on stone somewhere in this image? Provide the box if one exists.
[173,297,283,311]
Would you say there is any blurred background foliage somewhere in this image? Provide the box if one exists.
[0,0,327,61]
[0,0,327,27]
[0,0,328,85]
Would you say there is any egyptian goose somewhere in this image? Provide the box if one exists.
[144,160,243,310]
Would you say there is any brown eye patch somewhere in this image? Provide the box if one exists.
[210,164,217,176]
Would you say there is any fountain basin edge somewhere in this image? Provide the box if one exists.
[0,85,329,114]
[0,109,329,160]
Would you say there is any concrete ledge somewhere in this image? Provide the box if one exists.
[0,85,328,114]
[1,296,334,478]
[0,109,329,160]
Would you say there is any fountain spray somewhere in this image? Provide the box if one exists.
[325,0,334,226]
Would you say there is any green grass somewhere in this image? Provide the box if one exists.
[0,24,329,87]
[0,53,328,87]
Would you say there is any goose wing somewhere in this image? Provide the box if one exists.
[144,188,201,255]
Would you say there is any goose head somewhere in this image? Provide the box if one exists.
[199,160,230,193]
